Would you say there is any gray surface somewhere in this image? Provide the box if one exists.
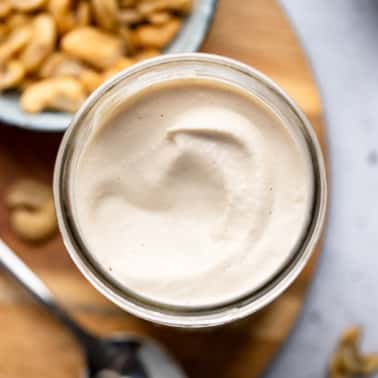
[264,1,378,377]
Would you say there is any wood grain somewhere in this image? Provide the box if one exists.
[0,0,326,377]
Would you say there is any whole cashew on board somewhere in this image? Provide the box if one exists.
[5,179,58,243]
[329,326,378,378]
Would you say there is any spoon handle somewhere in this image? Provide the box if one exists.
[0,238,93,343]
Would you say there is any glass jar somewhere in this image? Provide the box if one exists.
[54,53,327,329]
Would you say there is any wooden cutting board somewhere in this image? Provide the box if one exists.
[0,0,326,377]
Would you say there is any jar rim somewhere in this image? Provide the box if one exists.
[54,53,327,328]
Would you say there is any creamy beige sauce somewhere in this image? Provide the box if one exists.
[72,79,313,308]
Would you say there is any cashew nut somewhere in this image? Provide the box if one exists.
[91,0,119,31]
[19,14,57,73]
[80,69,103,93]
[0,24,33,64]
[39,52,88,78]
[6,12,31,28]
[133,49,160,62]
[118,25,137,55]
[48,0,75,34]
[0,0,12,18]
[21,77,86,113]
[147,11,172,25]
[132,18,181,49]
[38,52,66,77]
[102,56,134,82]
[329,326,378,378]
[10,0,46,12]
[138,0,192,15]
[0,60,25,91]
[0,25,9,42]
[120,0,136,7]
[76,0,91,27]
[48,0,92,34]
[5,179,57,243]
[61,27,124,69]
[118,8,143,25]
[39,52,102,93]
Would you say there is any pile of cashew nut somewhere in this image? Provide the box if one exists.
[5,179,57,243]
[0,0,192,113]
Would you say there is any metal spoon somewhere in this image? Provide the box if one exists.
[0,239,187,378]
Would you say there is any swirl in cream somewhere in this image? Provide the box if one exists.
[72,79,313,307]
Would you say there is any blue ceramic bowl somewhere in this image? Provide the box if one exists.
[0,0,218,132]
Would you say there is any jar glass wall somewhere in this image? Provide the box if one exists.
[54,53,327,329]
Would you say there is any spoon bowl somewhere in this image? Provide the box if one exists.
[83,334,187,378]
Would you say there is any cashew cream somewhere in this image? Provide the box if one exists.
[72,79,314,308]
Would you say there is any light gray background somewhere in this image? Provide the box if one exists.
[264,1,378,377]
